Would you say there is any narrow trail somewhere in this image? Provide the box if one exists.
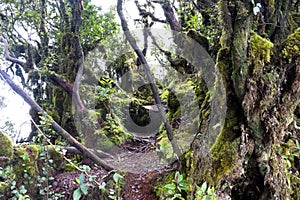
[50,135,179,199]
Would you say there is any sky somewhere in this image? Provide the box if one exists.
[0,72,31,142]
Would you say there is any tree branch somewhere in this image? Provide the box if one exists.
[0,69,113,171]
[161,0,181,31]
[0,36,26,68]
[117,0,181,158]
[134,1,167,24]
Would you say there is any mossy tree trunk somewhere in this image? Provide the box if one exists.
[190,0,299,199]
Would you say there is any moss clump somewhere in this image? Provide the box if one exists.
[209,134,239,184]
[0,182,9,194]
[0,131,13,161]
[250,32,274,72]
[13,145,40,179]
[282,28,300,63]
[207,106,240,185]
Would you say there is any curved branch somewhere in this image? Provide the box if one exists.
[0,36,26,67]
[72,52,87,113]
[134,1,167,24]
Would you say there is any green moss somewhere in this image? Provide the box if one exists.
[207,107,240,184]
[250,32,274,73]
[13,145,40,179]
[209,135,239,184]
[154,171,176,198]
[266,0,275,16]
[216,48,231,83]
[282,28,300,63]
[0,182,9,194]
[0,131,13,161]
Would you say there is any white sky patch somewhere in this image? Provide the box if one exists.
[0,72,31,142]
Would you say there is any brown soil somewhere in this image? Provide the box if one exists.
[49,138,179,200]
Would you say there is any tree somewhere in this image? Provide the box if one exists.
[0,0,299,199]
[116,0,300,199]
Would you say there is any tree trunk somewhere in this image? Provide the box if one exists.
[190,0,300,199]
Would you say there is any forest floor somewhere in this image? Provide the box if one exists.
[49,137,179,200]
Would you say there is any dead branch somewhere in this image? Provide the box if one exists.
[117,0,181,158]
[0,36,26,68]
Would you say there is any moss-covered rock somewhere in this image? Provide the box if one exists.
[0,131,13,161]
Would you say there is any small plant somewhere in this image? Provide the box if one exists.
[10,181,30,200]
[73,165,94,200]
[195,182,216,200]
[161,171,189,200]
[108,172,124,200]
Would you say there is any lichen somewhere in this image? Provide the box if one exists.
[0,131,13,161]
[282,27,300,63]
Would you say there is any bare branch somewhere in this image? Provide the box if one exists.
[0,36,26,67]
[134,1,167,23]
[161,0,181,31]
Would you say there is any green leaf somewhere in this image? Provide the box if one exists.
[178,180,189,191]
[113,173,123,183]
[19,185,27,194]
[81,165,91,172]
[79,173,85,184]
[207,187,215,195]
[99,182,106,191]
[73,188,82,200]
[204,195,211,200]
[174,171,183,183]
[164,183,176,190]
[80,184,88,195]
[201,182,208,192]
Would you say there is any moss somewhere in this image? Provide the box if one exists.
[282,27,300,63]
[266,0,275,17]
[209,135,239,184]
[207,106,240,185]
[0,131,13,161]
[154,171,176,198]
[250,31,274,73]
[0,182,9,194]
[157,136,174,162]
[13,145,40,179]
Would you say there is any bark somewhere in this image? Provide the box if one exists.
[190,0,300,199]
